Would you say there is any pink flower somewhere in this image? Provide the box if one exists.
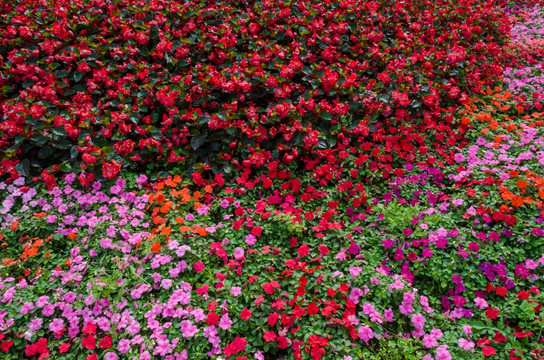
[49,318,64,333]
[349,267,362,277]
[431,329,443,339]
[422,334,437,348]
[458,338,475,350]
[454,153,465,163]
[230,286,241,297]
[463,325,472,335]
[118,339,130,353]
[245,234,256,245]
[411,314,425,329]
[474,297,488,309]
[104,353,118,360]
[384,309,394,322]
[20,302,34,315]
[435,345,452,360]
[358,325,374,343]
[219,314,232,330]
[180,320,199,338]
[452,199,464,207]
[233,247,245,260]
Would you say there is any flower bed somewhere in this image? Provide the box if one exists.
[1,1,544,360]
[0,0,509,181]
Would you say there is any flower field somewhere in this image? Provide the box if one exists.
[1,0,544,359]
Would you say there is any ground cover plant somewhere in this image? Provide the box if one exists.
[1,0,544,360]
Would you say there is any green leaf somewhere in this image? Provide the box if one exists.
[129,113,139,124]
[54,139,72,150]
[32,133,49,146]
[38,146,53,159]
[15,159,30,176]
[73,71,84,82]
[22,79,35,89]
[320,112,333,121]
[191,134,207,150]
[197,115,211,125]
[52,127,68,137]
[54,70,71,78]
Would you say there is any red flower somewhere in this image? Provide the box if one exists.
[0,340,13,352]
[251,226,262,237]
[82,322,97,335]
[307,302,319,316]
[297,244,310,257]
[268,312,280,326]
[263,331,277,342]
[81,335,96,350]
[482,346,496,356]
[495,287,507,296]
[485,307,500,320]
[318,245,329,255]
[277,335,289,349]
[193,261,205,273]
[240,308,252,321]
[493,332,507,343]
[98,336,112,350]
[206,312,220,326]
[102,160,121,179]
[517,291,530,300]
[40,170,57,190]
[59,342,70,353]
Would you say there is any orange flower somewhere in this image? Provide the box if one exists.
[511,195,523,207]
[2,258,14,266]
[160,226,171,236]
[165,178,177,187]
[517,180,527,189]
[506,124,517,132]
[10,221,18,231]
[160,201,173,214]
[193,191,202,201]
[150,241,161,253]
[156,193,165,204]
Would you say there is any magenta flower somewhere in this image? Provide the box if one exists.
[358,325,374,343]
